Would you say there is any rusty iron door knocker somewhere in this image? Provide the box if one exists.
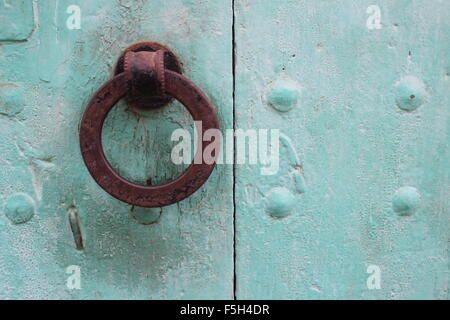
[79,42,220,208]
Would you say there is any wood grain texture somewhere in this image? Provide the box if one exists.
[234,0,449,299]
[0,0,233,299]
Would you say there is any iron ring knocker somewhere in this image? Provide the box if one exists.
[79,44,220,208]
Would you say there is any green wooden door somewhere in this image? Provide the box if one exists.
[0,0,233,299]
[234,0,449,299]
[0,0,448,300]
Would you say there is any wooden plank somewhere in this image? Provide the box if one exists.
[0,0,233,299]
[234,0,449,299]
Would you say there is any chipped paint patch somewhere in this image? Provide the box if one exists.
[0,0,34,41]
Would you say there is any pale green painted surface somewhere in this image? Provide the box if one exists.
[0,0,34,41]
[234,0,449,299]
[0,0,233,299]
[0,0,449,300]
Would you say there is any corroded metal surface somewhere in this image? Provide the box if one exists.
[114,41,182,110]
[80,50,220,207]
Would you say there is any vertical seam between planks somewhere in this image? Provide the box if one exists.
[232,0,237,300]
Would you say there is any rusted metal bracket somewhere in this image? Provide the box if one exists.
[124,50,166,101]
[114,41,182,110]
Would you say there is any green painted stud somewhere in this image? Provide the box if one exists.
[392,186,421,216]
[395,76,427,111]
[266,78,301,112]
[4,193,35,224]
[130,206,162,225]
[266,187,295,218]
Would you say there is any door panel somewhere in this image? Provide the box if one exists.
[0,0,233,299]
[234,0,449,299]
[1,0,448,301]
